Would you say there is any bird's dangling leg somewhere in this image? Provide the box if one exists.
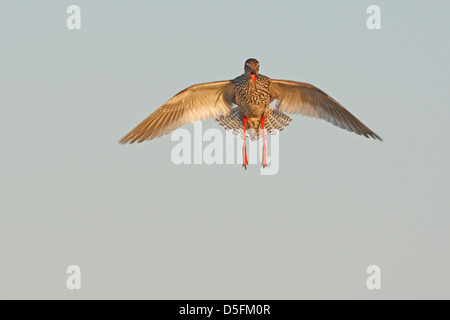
[261,114,267,168]
[242,117,248,169]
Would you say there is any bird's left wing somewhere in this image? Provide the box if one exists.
[120,80,235,143]
[269,79,381,140]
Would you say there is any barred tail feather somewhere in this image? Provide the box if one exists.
[216,107,292,140]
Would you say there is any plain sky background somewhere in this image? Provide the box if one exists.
[0,1,449,299]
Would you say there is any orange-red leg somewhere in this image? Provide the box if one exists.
[261,114,267,168]
[242,117,248,169]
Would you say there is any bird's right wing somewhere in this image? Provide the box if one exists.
[269,79,381,140]
[120,80,235,143]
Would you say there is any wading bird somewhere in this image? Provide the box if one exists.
[120,58,381,168]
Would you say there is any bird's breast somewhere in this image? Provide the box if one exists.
[234,76,271,117]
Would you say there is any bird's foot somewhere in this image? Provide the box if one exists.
[242,117,248,170]
[261,114,267,168]
[261,139,267,168]
[242,147,249,169]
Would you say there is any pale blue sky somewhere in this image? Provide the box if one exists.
[0,1,449,299]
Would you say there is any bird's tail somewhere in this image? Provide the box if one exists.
[216,107,292,140]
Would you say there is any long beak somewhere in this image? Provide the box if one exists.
[250,69,258,84]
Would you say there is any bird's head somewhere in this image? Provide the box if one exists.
[244,58,259,84]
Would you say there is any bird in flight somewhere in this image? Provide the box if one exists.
[120,58,381,168]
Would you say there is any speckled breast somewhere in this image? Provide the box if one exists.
[233,74,272,118]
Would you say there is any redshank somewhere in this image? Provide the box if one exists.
[120,58,381,168]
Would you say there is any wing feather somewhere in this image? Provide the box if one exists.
[120,80,235,143]
[269,79,381,140]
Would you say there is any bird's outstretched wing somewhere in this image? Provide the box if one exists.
[120,81,235,143]
[269,79,381,140]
